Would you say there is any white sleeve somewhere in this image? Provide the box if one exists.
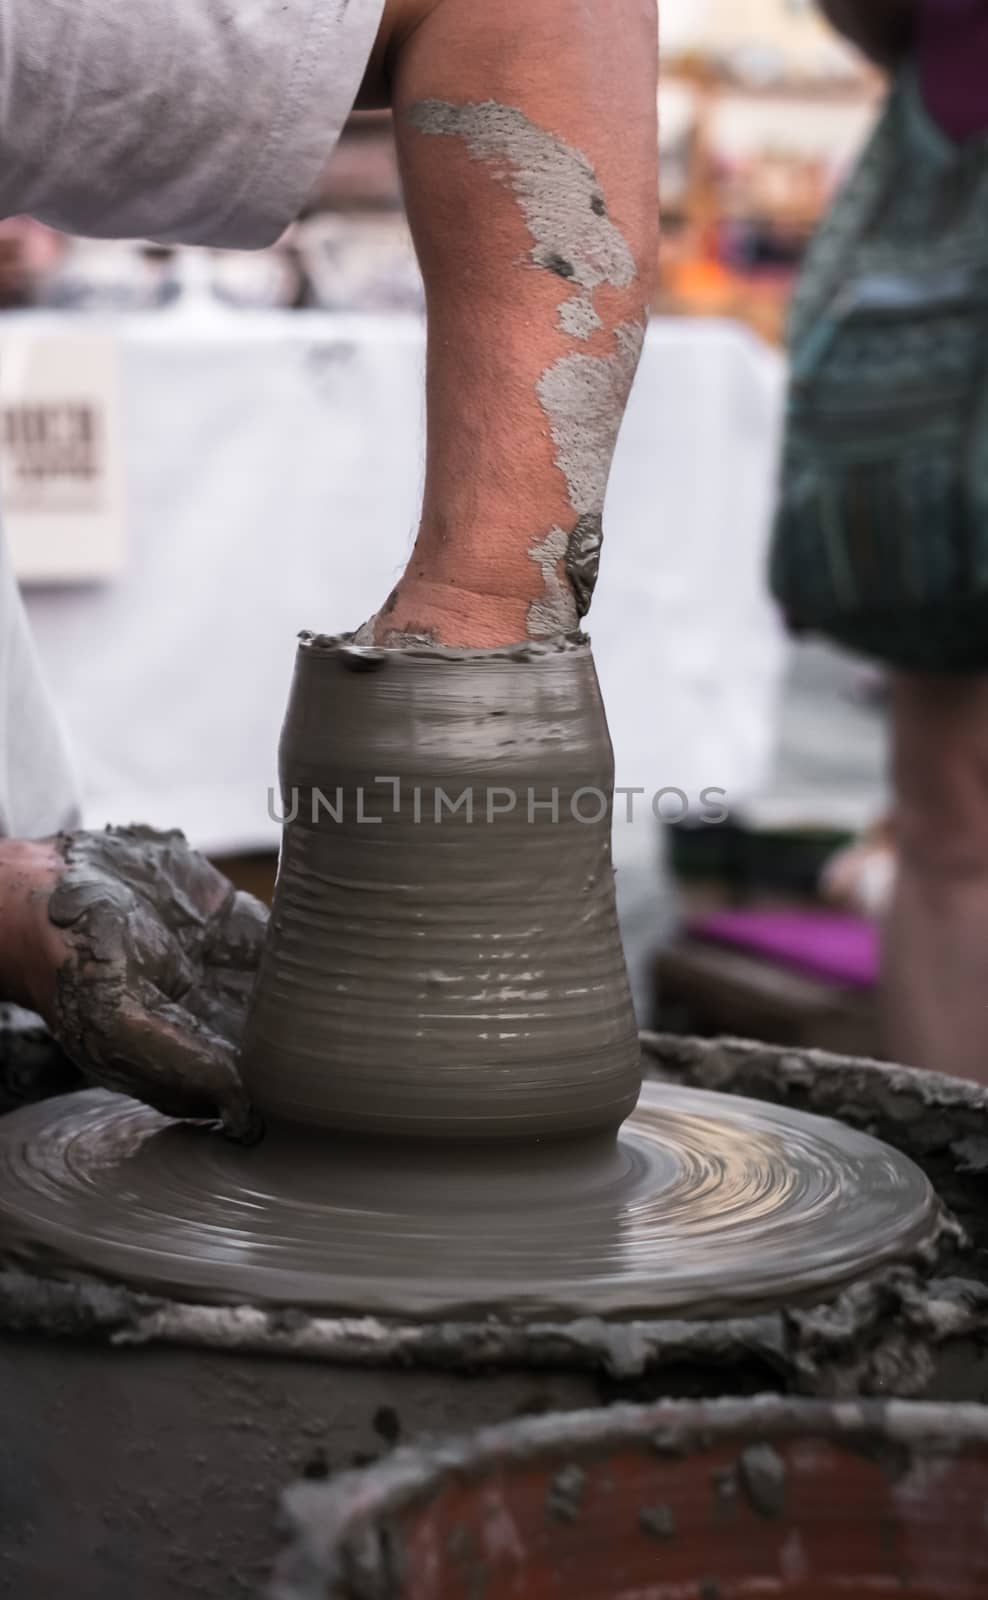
[0,0,385,249]
[0,523,80,838]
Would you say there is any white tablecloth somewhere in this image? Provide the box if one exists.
[16,310,786,854]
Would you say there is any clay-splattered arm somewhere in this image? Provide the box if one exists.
[362,0,658,647]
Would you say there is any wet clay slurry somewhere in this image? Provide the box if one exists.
[0,1081,942,1317]
[239,634,641,1138]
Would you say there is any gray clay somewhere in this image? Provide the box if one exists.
[0,1078,942,1319]
[240,633,641,1139]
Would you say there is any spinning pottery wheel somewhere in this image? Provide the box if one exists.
[0,638,942,1322]
[0,1082,939,1320]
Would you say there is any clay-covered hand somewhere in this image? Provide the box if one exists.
[0,827,266,1139]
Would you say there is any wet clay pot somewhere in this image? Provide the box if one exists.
[274,1396,988,1599]
[239,634,641,1138]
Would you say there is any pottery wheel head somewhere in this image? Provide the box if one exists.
[0,1081,942,1322]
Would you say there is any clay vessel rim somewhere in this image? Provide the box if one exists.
[280,1394,988,1553]
[297,629,589,665]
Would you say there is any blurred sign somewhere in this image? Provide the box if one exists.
[0,333,125,582]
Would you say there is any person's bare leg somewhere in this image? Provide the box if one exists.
[361,0,658,646]
[883,672,988,1083]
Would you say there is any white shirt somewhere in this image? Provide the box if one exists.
[0,0,384,836]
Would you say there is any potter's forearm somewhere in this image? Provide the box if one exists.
[0,847,30,1004]
[0,840,58,1010]
[374,0,658,646]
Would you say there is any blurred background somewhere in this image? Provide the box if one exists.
[3,0,897,1058]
